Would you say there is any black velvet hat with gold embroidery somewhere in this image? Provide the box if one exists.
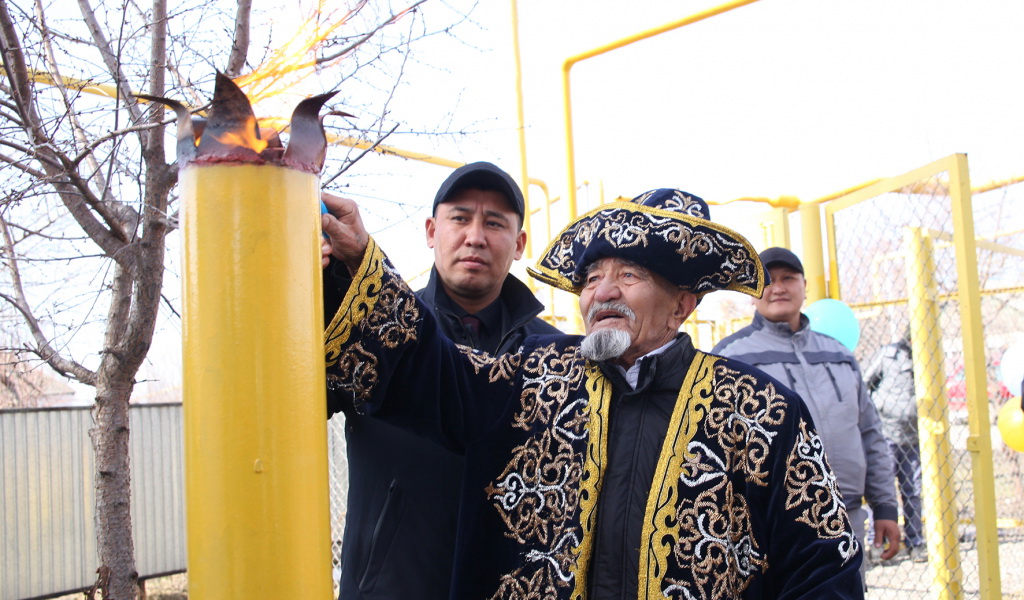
[527,188,766,299]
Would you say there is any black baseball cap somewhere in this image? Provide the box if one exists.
[432,162,525,223]
[759,247,804,274]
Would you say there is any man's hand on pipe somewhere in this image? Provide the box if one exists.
[321,192,369,274]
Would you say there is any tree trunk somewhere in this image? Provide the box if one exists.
[88,259,148,600]
[90,372,138,600]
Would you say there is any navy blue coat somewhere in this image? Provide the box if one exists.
[324,261,559,600]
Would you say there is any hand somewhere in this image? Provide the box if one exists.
[873,518,901,560]
[320,192,369,274]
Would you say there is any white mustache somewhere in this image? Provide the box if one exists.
[586,301,635,323]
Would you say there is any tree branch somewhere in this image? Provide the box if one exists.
[1,0,130,256]
[0,214,96,386]
[75,0,143,124]
[318,0,428,64]
[0,148,47,178]
[225,0,251,78]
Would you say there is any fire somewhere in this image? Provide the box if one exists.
[232,0,419,120]
[234,0,368,114]
[214,124,268,154]
[141,1,421,165]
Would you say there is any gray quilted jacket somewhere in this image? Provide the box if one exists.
[712,311,899,521]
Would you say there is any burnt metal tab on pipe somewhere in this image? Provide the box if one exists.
[282,91,345,173]
[139,72,344,172]
[136,94,199,164]
[195,73,265,163]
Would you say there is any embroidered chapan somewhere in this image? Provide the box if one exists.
[325,238,862,600]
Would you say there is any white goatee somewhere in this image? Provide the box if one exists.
[581,301,636,361]
[580,328,632,361]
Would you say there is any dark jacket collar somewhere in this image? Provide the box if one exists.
[599,333,696,395]
[417,266,547,332]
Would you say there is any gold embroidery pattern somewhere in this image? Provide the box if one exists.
[707,368,787,487]
[513,343,586,431]
[461,346,522,383]
[364,274,419,349]
[485,428,582,544]
[325,238,383,367]
[672,459,762,599]
[323,238,420,412]
[569,364,612,599]
[489,548,566,600]
[326,343,378,409]
[634,189,706,217]
[641,352,719,599]
[786,419,859,563]
[484,349,607,600]
[647,357,817,598]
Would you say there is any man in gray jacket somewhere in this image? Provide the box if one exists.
[712,247,901,578]
[864,334,926,562]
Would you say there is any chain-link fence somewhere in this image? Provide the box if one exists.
[327,414,348,598]
[826,157,1024,599]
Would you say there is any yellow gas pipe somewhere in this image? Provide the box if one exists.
[178,78,333,598]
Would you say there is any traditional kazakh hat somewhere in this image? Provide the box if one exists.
[527,188,766,299]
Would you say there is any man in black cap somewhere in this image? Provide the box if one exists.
[712,246,901,584]
[321,162,559,600]
[321,191,864,599]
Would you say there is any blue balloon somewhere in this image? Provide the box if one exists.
[805,299,860,351]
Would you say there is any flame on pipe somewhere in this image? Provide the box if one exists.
[139,72,350,170]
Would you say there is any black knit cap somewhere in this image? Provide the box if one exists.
[432,162,525,222]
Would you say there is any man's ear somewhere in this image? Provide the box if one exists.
[513,229,527,261]
[674,290,698,325]
[425,217,437,249]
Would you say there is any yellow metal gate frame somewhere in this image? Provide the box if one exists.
[821,153,1000,600]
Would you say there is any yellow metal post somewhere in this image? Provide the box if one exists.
[181,164,332,598]
[948,154,1002,599]
[904,226,963,600]
[799,203,826,303]
[510,0,533,256]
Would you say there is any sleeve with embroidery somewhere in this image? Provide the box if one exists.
[673,358,863,598]
[323,237,519,451]
[762,371,865,598]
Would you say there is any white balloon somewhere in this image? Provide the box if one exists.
[999,340,1024,395]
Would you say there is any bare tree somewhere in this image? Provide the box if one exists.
[0,0,473,597]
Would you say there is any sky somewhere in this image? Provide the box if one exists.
[128,0,1024,401]
[339,0,1024,274]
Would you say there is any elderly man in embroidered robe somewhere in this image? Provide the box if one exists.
[321,188,864,599]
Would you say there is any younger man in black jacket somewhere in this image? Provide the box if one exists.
[322,162,559,599]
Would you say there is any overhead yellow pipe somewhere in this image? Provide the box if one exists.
[561,0,763,218]
[181,163,332,598]
[20,68,1024,205]
[972,173,1024,194]
[20,69,121,99]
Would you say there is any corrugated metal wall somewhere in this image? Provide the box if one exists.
[1,404,185,600]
